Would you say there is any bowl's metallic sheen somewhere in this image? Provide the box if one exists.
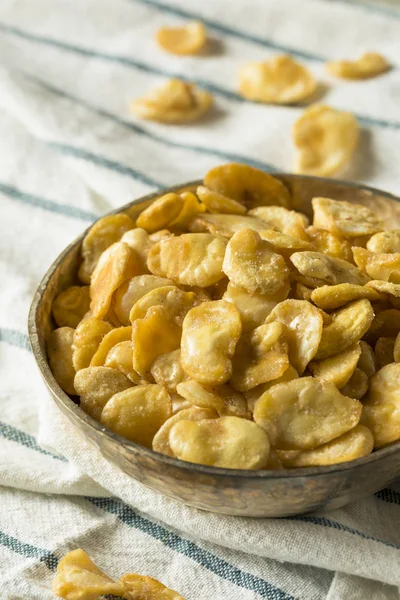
[28,174,400,517]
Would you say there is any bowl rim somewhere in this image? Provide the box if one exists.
[28,173,400,480]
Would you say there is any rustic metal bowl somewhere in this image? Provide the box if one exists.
[28,174,400,517]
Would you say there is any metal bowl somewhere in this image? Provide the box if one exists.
[28,174,400,517]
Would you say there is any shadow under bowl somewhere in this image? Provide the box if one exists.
[28,174,400,517]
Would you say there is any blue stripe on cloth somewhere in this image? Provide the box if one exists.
[0,21,241,103]
[356,114,400,132]
[9,25,399,132]
[24,75,277,171]
[291,515,400,550]
[129,0,324,61]
[47,143,163,188]
[375,488,400,505]
[0,421,67,462]
[0,530,59,570]
[0,328,31,350]
[0,182,97,222]
[87,496,295,600]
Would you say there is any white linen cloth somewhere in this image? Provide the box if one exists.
[0,0,400,598]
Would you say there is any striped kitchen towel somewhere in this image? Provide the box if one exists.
[0,0,400,598]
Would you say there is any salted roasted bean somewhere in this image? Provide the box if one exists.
[204,163,291,209]
[249,206,309,240]
[245,365,299,413]
[189,213,269,238]
[361,363,400,448]
[223,228,289,295]
[74,366,132,420]
[113,274,173,325]
[52,286,90,329]
[52,549,125,600]
[311,283,382,311]
[314,299,374,360]
[151,349,188,392]
[132,306,181,379]
[78,214,135,284]
[353,247,400,282]
[156,21,206,55]
[72,316,113,371]
[90,242,143,319]
[170,192,206,229]
[290,252,369,286]
[305,226,353,262]
[239,55,316,104]
[326,52,390,80]
[312,198,383,238]
[277,425,374,467]
[367,230,400,254]
[101,384,172,447]
[340,368,369,400]
[230,322,289,391]
[129,285,197,326]
[47,327,76,395]
[148,233,227,287]
[181,300,241,385]
[131,79,213,124]
[104,341,141,384]
[254,377,362,450]
[223,282,288,332]
[169,416,270,469]
[177,380,250,418]
[265,300,323,373]
[90,326,132,367]
[153,406,217,456]
[136,193,184,233]
[196,185,246,215]
[365,309,400,344]
[358,341,376,378]
[308,343,361,388]
[375,337,395,370]
[293,106,359,176]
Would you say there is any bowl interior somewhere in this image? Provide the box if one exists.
[29,174,400,480]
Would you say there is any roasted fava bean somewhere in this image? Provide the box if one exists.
[74,366,132,420]
[361,363,400,448]
[78,214,135,284]
[254,377,362,450]
[277,425,374,467]
[326,52,390,80]
[90,242,143,319]
[314,299,374,360]
[148,233,227,287]
[230,322,289,391]
[169,416,270,469]
[47,327,76,395]
[181,300,241,385]
[156,21,206,55]
[265,300,323,373]
[293,106,359,176]
[101,384,172,447]
[308,343,361,389]
[52,549,125,600]
[312,197,383,238]
[223,228,289,295]
[52,286,90,328]
[239,55,316,104]
[72,316,113,371]
[204,163,291,209]
[153,406,218,457]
